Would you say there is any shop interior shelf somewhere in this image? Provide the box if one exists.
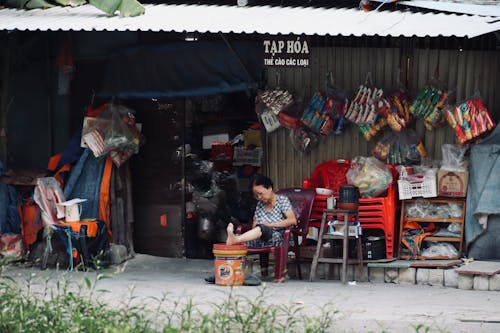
[404,217,463,223]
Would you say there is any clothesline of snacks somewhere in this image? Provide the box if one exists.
[255,74,496,157]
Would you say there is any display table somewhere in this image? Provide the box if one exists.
[309,208,363,283]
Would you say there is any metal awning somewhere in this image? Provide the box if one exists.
[0,3,499,38]
[399,1,500,17]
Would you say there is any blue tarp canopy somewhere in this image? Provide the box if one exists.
[99,41,262,99]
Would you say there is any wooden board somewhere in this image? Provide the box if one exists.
[455,261,500,276]
[409,259,463,268]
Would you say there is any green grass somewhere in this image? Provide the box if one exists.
[0,258,336,333]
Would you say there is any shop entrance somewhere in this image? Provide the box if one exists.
[129,92,259,258]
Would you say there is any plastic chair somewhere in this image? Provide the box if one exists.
[303,160,399,259]
[238,188,315,282]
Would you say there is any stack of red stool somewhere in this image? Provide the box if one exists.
[303,159,398,259]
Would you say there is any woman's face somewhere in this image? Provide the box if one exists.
[253,185,273,204]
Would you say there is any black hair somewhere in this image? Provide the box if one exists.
[253,175,273,189]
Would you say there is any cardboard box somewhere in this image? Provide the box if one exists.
[437,169,469,197]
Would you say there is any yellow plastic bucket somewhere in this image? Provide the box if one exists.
[213,243,247,286]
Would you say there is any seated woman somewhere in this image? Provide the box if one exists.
[226,175,296,247]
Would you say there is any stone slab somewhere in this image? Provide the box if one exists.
[473,275,490,291]
[455,261,500,276]
[428,269,444,286]
[399,268,416,285]
[367,259,409,269]
[409,259,463,268]
[489,274,500,291]
[458,274,474,290]
[369,267,385,283]
[416,268,430,285]
[444,269,459,288]
[385,268,399,283]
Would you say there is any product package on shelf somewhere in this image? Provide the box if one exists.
[444,97,495,144]
[409,83,449,130]
[437,144,469,197]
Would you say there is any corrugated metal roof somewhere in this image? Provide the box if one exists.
[399,0,500,17]
[0,4,499,38]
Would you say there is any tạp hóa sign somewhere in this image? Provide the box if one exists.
[263,36,310,68]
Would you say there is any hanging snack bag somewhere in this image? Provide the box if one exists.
[300,93,329,135]
[345,85,383,126]
[409,83,448,131]
[445,97,495,144]
[290,126,319,153]
[258,88,294,115]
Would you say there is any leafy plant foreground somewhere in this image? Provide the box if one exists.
[0,264,335,333]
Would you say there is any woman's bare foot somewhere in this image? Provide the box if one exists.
[226,223,237,245]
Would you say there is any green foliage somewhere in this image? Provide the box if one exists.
[4,0,145,17]
[0,260,444,333]
[0,263,338,333]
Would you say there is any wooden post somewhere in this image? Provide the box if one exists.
[0,36,11,168]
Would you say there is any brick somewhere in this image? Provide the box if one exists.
[356,265,369,282]
[399,268,416,285]
[444,269,459,288]
[473,275,489,291]
[458,274,474,290]
[489,274,500,291]
[327,263,340,280]
[428,269,444,287]
[369,267,385,283]
[110,244,128,265]
[385,268,399,284]
[416,268,430,285]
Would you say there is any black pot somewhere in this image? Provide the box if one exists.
[339,185,360,203]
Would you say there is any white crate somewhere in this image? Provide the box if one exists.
[398,176,437,200]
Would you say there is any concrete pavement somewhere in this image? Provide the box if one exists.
[4,254,500,332]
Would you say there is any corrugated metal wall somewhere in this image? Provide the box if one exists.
[265,46,500,190]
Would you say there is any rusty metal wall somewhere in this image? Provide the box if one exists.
[265,46,500,190]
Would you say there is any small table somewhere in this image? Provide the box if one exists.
[309,208,363,283]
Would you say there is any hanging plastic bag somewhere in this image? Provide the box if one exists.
[445,95,495,144]
[346,156,393,198]
[409,80,449,131]
[300,93,328,134]
[441,144,468,172]
[344,73,383,126]
[290,126,319,153]
[82,105,144,162]
[257,88,294,115]
[377,87,412,133]
[324,76,350,135]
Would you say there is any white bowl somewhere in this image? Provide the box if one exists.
[316,188,333,196]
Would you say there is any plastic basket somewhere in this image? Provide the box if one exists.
[397,176,437,200]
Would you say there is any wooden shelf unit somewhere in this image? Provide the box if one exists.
[399,198,465,260]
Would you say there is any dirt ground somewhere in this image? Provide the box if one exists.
[5,254,500,333]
